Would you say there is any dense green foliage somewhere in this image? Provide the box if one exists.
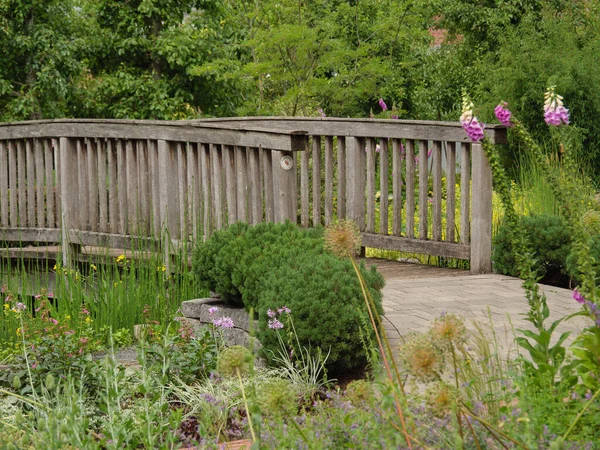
[193,221,385,374]
[493,214,571,279]
[257,251,384,373]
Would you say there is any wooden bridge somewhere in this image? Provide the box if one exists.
[0,117,506,272]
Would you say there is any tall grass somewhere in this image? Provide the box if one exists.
[0,242,203,344]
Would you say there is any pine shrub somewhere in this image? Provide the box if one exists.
[493,214,571,278]
[257,250,385,374]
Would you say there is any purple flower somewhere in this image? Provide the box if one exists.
[375,144,381,153]
[208,306,219,317]
[213,317,234,328]
[544,86,569,126]
[317,107,326,118]
[278,305,291,314]
[391,114,398,119]
[572,288,585,304]
[461,118,485,142]
[267,308,276,318]
[15,302,26,311]
[268,318,284,329]
[378,98,387,111]
[494,102,513,127]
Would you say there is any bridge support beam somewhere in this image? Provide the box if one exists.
[470,143,492,274]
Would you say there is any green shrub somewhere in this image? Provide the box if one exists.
[192,222,250,304]
[493,214,571,278]
[257,250,385,375]
[192,221,323,308]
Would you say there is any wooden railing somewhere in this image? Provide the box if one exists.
[0,118,506,273]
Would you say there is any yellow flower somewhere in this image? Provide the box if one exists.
[157,265,166,272]
[116,254,126,263]
[3,304,9,311]
[90,264,97,271]
[66,315,71,320]
[16,327,21,336]
[85,317,92,324]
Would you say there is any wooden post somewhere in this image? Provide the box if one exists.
[470,142,492,273]
[59,137,80,266]
[158,140,181,270]
[346,137,365,229]
[272,150,297,223]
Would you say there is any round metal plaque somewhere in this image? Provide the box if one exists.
[280,155,294,170]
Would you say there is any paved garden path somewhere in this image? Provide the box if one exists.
[362,258,592,360]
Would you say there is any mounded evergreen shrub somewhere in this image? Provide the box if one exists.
[192,222,250,305]
[193,221,386,375]
[192,221,324,307]
[256,250,385,375]
[492,214,571,278]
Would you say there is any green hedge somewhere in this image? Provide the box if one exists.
[192,221,385,374]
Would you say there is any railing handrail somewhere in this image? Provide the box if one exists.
[0,119,309,152]
[186,116,508,144]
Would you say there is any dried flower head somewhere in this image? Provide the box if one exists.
[431,313,467,348]
[324,220,362,258]
[217,345,253,377]
[256,378,297,417]
[426,382,458,417]
[399,334,445,382]
[345,380,374,406]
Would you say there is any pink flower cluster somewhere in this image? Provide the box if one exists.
[544,86,569,126]
[213,316,234,329]
[494,103,513,127]
[572,289,600,327]
[544,104,569,126]
[267,305,291,329]
[378,98,387,111]
[461,118,485,142]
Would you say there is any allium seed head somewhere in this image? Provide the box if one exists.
[217,345,253,377]
[324,220,362,258]
[426,382,458,417]
[345,380,374,406]
[399,334,445,382]
[431,313,467,348]
[256,378,297,417]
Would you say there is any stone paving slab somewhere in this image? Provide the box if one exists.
[364,259,592,361]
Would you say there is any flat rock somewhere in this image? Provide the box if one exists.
[181,299,256,332]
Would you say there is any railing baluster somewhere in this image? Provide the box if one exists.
[300,145,309,227]
[77,139,89,231]
[418,140,429,240]
[138,140,150,236]
[107,140,119,234]
[87,139,99,233]
[34,139,45,228]
[336,136,346,219]
[379,138,389,235]
[460,143,470,245]
[116,140,127,235]
[366,138,376,233]
[17,140,26,227]
[432,140,442,241]
[200,143,211,239]
[26,140,35,227]
[98,139,108,233]
[391,138,402,236]
[44,140,55,228]
[235,146,247,224]
[405,140,415,239]
[446,142,456,243]
[248,147,261,225]
[312,136,321,226]
[125,140,137,234]
[346,137,366,230]
[324,136,334,226]
[9,141,18,227]
[262,148,274,223]
[0,141,8,227]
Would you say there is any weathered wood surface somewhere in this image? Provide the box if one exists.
[0,118,498,273]
[470,143,493,273]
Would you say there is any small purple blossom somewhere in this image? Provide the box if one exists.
[15,302,26,311]
[494,102,513,127]
[391,114,398,119]
[268,318,284,329]
[317,107,326,118]
[375,144,381,153]
[544,86,569,126]
[572,288,585,304]
[213,317,234,328]
[267,308,277,318]
[208,306,219,317]
[278,305,291,314]
[378,98,387,111]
